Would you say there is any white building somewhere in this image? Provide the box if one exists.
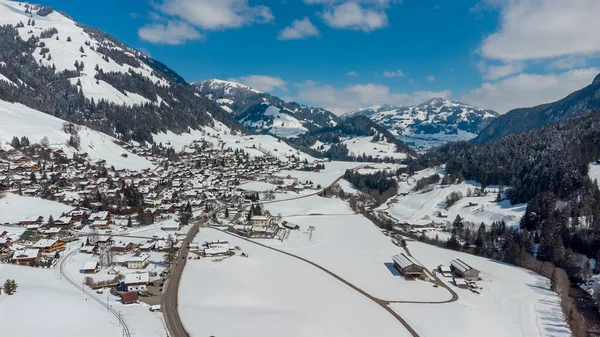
[123,273,149,292]
[126,254,149,269]
[250,214,270,227]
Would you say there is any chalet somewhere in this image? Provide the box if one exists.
[123,273,149,292]
[391,253,424,277]
[111,241,135,253]
[80,261,99,274]
[90,220,111,230]
[139,241,156,252]
[79,245,98,254]
[450,259,480,280]
[160,221,180,231]
[19,216,44,226]
[89,211,110,221]
[120,292,139,305]
[52,217,73,226]
[126,254,149,269]
[32,239,65,253]
[12,248,40,265]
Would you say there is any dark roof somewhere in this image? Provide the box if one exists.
[120,292,139,304]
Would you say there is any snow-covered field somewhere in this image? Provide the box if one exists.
[341,136,408,160]
[275,161,364,188]
[179,228,411,337]
[238,181,279,192]
[396,130,478,153]
[0,193,73,224]
[388,167,526,228]
[266,195,353,216]
[0,100,153,170]
[0,263,123,337]
[259,208,451,302]
[391,241,571,337]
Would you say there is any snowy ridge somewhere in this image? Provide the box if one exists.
[193,78,341,137]
[342,98,498,151]
[0,0,168,107]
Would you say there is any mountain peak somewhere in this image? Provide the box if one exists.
[422,97,449,105]
[593,73,600,86]
[193,79,262,94]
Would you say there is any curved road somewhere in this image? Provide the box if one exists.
[60,248,131,337]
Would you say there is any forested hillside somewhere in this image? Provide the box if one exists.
[0,4,243,144]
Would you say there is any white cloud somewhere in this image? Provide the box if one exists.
[138,21,203,45]
[462,68,599,113]
[383,69,404,78]
[144,0,273,40]
[347,71,358,76]
[548,56,588,70]
[296,82,451,114]
[480,0,600,62]
[427,75,435,82]
[227,75,287,92]
[322,2,388,32]
[278,17,320,40]
[478,61,525,80]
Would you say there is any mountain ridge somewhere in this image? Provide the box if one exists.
[474,73,600,144]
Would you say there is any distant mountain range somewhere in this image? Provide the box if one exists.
[474,73,600,144]
[342,98,498,151]
[193,79,340,138]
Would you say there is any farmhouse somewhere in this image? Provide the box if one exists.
[451,258,480,280]
[391,253,424,277]
[11,248,40,265]
[80,261,99,274]
[32,239,65,253]
[123,273,149,292]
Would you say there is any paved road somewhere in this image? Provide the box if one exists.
[161,165,366,337]
[161,206,226,337]
[60,248,131,337]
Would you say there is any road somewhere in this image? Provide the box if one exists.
[60,248,131,337]
[161,165,367,337]
[161,206,226,337]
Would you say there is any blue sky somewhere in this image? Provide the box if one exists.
[38,0,600,114]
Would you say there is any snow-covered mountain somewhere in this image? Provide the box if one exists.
[193,79,340,138]
[0,1,242,144]
[342,98,498,151]
[474,73,600,144]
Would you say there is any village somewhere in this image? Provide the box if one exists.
[0,133,328,305]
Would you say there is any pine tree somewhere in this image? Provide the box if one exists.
[67,36,71,42]
[79,46,84,53]
[3,279,17,295]
[127,215,132,228]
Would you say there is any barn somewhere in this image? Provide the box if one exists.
[450,258,480,280]
[392,253,424,277]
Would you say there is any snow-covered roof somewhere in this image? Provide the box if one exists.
[32,239,58,248]
[124,273,149,285]
[451,258,474,273]
[392,253,419,269]
[82,261,98,270]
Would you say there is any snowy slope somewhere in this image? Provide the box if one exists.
[0,0,167,106]
[387,167,525,229]
[0,100,153,170]
[342,98,498,151]
[0,193,73,224]
[0,264,123,337]
[151,120,316,162]
[241,105,308,137]
[341,136,408,160]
